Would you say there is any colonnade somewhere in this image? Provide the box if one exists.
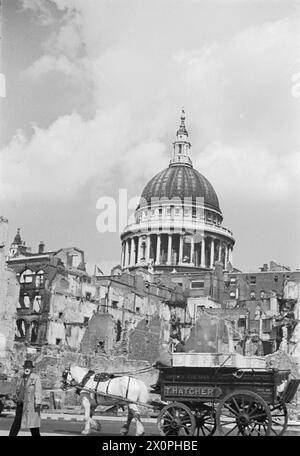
[121,232,233,270]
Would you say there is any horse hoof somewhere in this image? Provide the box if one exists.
[120,428,129,436]
[81,430,89,435]
[136,432,145,436]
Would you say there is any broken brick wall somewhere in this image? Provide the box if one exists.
[80,313,116,355]
[184,308,247,353]
[46,273,99,347]
[0,218,19,371]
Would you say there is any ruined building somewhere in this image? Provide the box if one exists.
[0,218,19,372]
[223,262,300,356]
[7,230,99,349]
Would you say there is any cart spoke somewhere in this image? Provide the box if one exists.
[270,426,279,436]
[248,407,261,417]
[160,416,174,423]
[219,420,238,426]
[165,410,176,420]
[249,423,265,436]
[160,422,174,429]
[248,411,267,419]
[231,397,240,412]
[224,403,240,416]
[180,417,192,424]
[224,424,239,436]
[202,424,213,432]
[200,425,209,436]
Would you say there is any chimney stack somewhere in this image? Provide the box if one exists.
[38,241,45,254]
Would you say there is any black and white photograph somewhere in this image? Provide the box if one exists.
[0,0,299,442]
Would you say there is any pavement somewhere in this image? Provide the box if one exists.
[0,412,299,436]
[1,410,157,423]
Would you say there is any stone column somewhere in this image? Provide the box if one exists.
[120,243,122,267]
[127,240,130,266]
[137,236,141,264]
[218,242,222,262]
[130,237,135,266]
[190,235,194,265]
[200,236,205,267]
[178,234,183,263]
[124,240,128,267]
[167,234,172,264]
[210,238,215,268]
[225,245,229,267]
[156,234,161,264]
[229,247,233,265]
[146,235,151,262]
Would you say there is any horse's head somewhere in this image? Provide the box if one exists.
[61,365,77,391]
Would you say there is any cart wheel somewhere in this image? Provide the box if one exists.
[157,402,196,436]
[194,405,216,436]
[269,402,288,436]
[216,390,272,436]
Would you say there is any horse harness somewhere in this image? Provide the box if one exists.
[76,370,132,405]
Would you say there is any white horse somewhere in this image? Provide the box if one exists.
[61,364,149,436]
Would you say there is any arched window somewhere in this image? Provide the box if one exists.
[20,269,34,284]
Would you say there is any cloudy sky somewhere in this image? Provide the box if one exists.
[1,0,300,273]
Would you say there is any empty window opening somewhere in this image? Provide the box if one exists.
[191,281,204,289]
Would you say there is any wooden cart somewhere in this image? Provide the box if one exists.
[156,366,299,436]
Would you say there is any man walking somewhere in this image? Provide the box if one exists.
[9,360,42,436]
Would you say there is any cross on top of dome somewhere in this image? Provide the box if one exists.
[176,108,189,137]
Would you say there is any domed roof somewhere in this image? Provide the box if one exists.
[139,164,221,212]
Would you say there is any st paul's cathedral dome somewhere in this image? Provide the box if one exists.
[121,110,234,273]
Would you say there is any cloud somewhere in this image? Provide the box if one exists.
[22,54,80,79]
[195,142,300,204]
[21,0,55,25]
[0,106,167,203]
[3,2,299,209]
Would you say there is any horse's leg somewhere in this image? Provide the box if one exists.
[81,395,91,435]
[128,404,145,436]
[120,405,134,436]
[89,401,101,432]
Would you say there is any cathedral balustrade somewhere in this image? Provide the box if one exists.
[122,220,234,240]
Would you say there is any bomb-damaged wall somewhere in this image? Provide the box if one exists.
[0,218,20,372]
[46,272,99,347]
[80,279,192,361]
[90,270,191,359]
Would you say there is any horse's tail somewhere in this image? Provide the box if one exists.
[137,380,150,404]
